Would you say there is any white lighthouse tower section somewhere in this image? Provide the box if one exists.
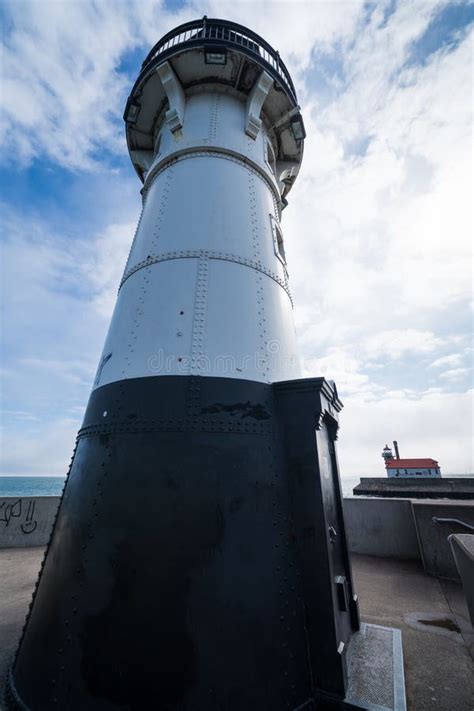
[95,84,300,388]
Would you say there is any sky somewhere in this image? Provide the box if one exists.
[1,0,473,479]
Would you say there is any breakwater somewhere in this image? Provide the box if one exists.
[0,496,60,547]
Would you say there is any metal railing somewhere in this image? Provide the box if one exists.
[140,16,297,104]
[432,517,474,532]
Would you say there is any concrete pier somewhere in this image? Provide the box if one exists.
[353,477,474,499]
[1,548,472,710]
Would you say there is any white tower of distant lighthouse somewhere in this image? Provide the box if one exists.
[94,17,304,389]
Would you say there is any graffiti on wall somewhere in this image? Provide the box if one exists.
[0,498,38,534]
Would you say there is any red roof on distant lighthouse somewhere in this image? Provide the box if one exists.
[386,458,439,469]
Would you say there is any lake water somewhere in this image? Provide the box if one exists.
[0,474,470,499]
[0,476,66,497]
[1,474,360,497]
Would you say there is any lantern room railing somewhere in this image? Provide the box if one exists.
[139,16,298,105]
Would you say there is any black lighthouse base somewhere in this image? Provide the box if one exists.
[7,375,360,710]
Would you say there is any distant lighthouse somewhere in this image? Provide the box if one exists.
[9,18,359,709]
[382,441,442,478]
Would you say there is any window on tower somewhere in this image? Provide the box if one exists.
[265,139,277,177]
[270,214,286,266]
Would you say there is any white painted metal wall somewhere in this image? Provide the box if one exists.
[388,469,441,478]
[95,91,300,388]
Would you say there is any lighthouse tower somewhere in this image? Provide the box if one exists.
[382,443,394,464]
[104,18,304,385]
[8,19,359,710]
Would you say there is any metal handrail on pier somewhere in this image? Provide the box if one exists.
[432,516,474,532]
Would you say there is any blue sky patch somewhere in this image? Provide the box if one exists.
[406,2,474,67]
[307,46,347,103]
[117,45,149,77]
[344,134,373,159]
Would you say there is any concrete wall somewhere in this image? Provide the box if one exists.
[343,496,421,560]
[353,477,474,499]
[0,496,60,548]
[343,497,474,579]
[411,500,474,579]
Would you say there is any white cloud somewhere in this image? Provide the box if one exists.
[191,0,365,71]
[363,329,444,360]
[430,353,464,368]
[339,388,474,476]
[1,417,80,477]
[0,0,365,169]
[0,203,132,346]
[286,3,472,391]
[1,0,472,476]
[439,367,470,380]
[79,220,136,317]
[0,200,135,476]
[1,1,134,167]
[302,347,372,395]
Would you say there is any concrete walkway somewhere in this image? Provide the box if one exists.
[354,554,473,710]
[0,547,45,705]
[0,548,473,710]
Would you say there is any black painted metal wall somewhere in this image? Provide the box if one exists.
[7,375,359,710]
